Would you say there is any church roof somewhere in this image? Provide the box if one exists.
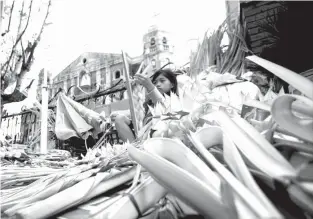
[53,52,121,80]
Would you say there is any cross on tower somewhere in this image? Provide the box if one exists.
[152,12,160,18]
[151,12,161,28]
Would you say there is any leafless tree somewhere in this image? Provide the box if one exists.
[1,0,52,123]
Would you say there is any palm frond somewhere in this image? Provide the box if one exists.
[190,16,250,77]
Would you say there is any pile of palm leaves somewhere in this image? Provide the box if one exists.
[190,17,250,77]
[1,56,312,219]
[1,146,73,168]
[0,147,30,166]
[0,167,63,190]
[0,142,133,218]
[126,56,313,219]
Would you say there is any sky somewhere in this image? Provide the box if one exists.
[3,0,227,112]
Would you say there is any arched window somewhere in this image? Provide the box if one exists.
[79,70,91,86]
[114,70,121,79]
[162,37,167,44]
[150,37,156,46]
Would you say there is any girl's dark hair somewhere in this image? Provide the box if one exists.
[151,69,178,95]
[143,69,178,125]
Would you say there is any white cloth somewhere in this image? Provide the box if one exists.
[177,74,263,112]
[211,81,263,111]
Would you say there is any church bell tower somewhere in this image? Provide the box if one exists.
[142,13,174,71]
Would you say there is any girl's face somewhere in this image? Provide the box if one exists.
[153,74,173,94]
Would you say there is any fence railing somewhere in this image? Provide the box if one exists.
[1,111,39,145]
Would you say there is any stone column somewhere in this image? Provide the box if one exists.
[63,79,68,93]
[96,69,101,86]
[100,68,106,85]
[106,68,111,87]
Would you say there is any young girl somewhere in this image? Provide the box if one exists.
[110,69,178,143]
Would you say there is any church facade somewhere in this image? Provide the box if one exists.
[44,25,175,116]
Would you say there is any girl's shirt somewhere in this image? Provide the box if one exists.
[142,87,165,125]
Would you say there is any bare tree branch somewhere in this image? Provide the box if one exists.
[15,0,52,91]
[2,0,15,36]
[25,79,35,90]
[24,41,36,70]
[16,1,25,42]
[14,55,23,74]
[2,0,33,78]
[36,0,52,42]
[1,0,52,105]
[0,1,24,73]
[15,41,37,90]
[20,40,26,66]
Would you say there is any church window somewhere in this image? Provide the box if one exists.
[79,70,91,86]
[162,37,167,44]
[150,37,156,46]
[114,70,121,79]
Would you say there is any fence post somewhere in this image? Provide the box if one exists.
[40,69,48,154]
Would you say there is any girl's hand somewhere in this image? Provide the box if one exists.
[134,74,155,92]
[110,110,131,122]
[110,112,119,122]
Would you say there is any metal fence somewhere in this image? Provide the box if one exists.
[1,111,39,145]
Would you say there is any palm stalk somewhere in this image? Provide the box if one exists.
[190,16,250,77]
[15,167,136,219]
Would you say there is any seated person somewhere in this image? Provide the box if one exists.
[110,69,178,143]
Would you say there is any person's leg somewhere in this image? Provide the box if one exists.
[114,114,135,143]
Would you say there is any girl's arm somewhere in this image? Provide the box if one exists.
[133,74,165,104]
[146,86,164,104]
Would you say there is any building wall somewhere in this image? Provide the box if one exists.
[46,53,129,116]
[51,53,122,94]
[241,1,313,72]
[241,1,286,55]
